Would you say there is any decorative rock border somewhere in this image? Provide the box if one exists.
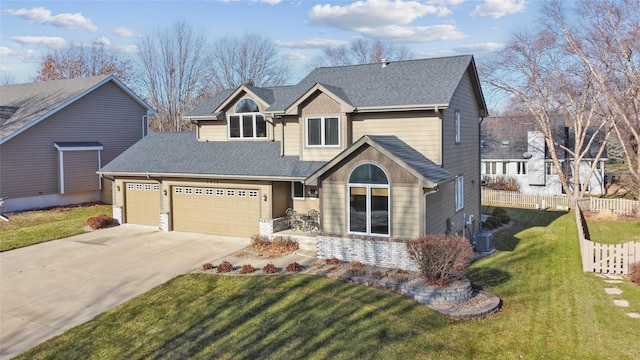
[324,273,502,319]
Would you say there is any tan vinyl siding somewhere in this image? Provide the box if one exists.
[300,92,347,161]
[282,116,300,156]
[61,150,100,193]
[390,185,421,239]
[425,181,451,234]
[197,122,228,141]
[351,111,442,164]
[0,81,147,199]
[440,69,482,227]
[319,181,346,234]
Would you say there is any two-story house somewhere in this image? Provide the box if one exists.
[99,56,487,265]
[481,116,606,195]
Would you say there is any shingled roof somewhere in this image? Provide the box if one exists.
[99,132,326,179]
[187,55,487,117]
[0,75,154,144]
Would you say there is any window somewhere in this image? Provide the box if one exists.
[292,182,305,199]
[144,184,152,190]
[229,100,266,139]
[238,190,246,197]
[307,117,339,146]
[153,184,160,191]
[348,164,389,236]
[484,162,497,175]
[195,188,203,195]
[545,162,557,175]
[216,189,224,196]
[455,111,461,144]
[205,188,214,195]
[174,187,183,194]
[127,183,135,190]
[226,189,235,196]
[517,161,527,175]
[185,188,193,195]
[455,176,464,211]
[249,190,259,198]
[502,161,509,175]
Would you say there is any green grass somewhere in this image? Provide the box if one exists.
[0,203,112,251]
[16,208,640,359]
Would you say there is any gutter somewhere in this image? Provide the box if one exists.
[97,171,311,183]
[352,104,449,113]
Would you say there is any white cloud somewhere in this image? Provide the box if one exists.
[11,36,67,49]
[0,47,15,56]
[283,51,306,60]
[309,0,445,30]
[113,27,135,38]
[94,37,111,46]
[360,24,467,42]
[453,42,504,54]
[5,7,98,32]
[275,38,349,49]
[118,45,139,54]
[255,0,282,4]
[470,0,526,19]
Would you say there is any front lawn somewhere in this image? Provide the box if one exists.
[0,203,112,252]
[16,208,640,359]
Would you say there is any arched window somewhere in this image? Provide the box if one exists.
[348,163,389,236]
[229,99,266,139]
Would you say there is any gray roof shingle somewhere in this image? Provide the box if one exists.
[367,135,455,184]
[190,55,479,115]
[99,132,326,179]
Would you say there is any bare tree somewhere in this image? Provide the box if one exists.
[546,0,639,199]
[483,24,610,204]
[312,39,413,67]
[208,33,289,92]
[35,44,133,83]
[0,73,16,85]
[137,21,210,131]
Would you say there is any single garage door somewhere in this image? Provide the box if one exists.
[172,186,260,236]
[125,182,160,226]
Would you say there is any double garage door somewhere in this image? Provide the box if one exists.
[124,182,260,236]
[171,186,260,237]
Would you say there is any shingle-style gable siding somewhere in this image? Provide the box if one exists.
[0,81,148,199]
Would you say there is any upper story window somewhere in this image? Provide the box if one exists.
[455,176,464,211]
[455,111,461,144]
[229,99,266,139]
[307,117,339,146]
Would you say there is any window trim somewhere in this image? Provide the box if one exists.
[455,111,461,144]
[455,176,464,212]
[305,116,340,147]
[347,163,390,237]
[228,113,267,139]
[292,182,305,199]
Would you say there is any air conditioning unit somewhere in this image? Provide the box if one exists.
[472,231,493,252]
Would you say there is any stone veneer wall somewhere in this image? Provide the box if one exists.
[317,235,419,272]
[259,217,289,236]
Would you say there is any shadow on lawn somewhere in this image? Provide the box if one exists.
[466,267,511,289]
[484,208,567,252]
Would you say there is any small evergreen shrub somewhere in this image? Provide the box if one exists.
[491,207,507,217]
[86,214,113,229]
[201,263,214,271]
[239,264,255,274]
[482,221,494,230]
[630,262,640,285]
[216,261,234,273]
[500,213,511,224]
[262,263,278,274]
[486,216,502,228]
[407,234,473,286]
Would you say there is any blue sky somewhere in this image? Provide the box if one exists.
[1,0,538,86]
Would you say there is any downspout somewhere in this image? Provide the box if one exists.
[280,116,285,157]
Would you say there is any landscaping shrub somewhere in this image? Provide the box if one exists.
[325,258,344,265]
[345,261,366,276]
[500,213,511,224]
[486,216,502,228]
[250,235,271,252]
[262,263,278,274]
[202,263,214,271]
[491,207,507,217]
[250,235,299,256]
[86,214,113,230]
[630,262,640,285]
[482,221,494,230]
[239,264,255,274]
[270,236,299,254]
[216,261,234,273]
[286,262,302,272]
[406,234,473,286]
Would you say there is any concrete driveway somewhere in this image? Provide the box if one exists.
[0,225,251,359]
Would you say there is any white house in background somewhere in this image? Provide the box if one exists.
[481,116,606,196]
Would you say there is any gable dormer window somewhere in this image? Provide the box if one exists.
[228,99,266,139]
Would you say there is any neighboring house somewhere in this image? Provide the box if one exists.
[0,75,155,213]
[99,56,487,250]
[481,116,607,195]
